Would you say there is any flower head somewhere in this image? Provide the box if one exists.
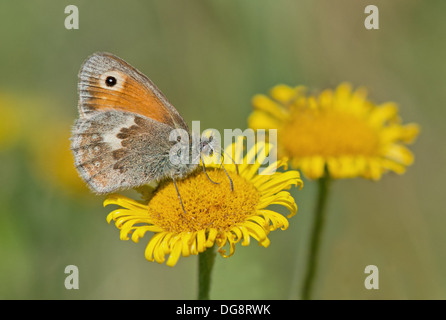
[30,124,89,195]
[105,138,303,267]
[0,96,21,150]
[248,83,420,180]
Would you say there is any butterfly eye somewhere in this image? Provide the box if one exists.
[105,76,117,87]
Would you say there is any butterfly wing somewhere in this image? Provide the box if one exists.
[71,53,194,193]
[71,110,182,193]
[78,52,189,131]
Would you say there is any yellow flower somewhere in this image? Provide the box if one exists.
[105,138,303,267]
[248,83,420,180]
[0,94,23,150]
[28,123,90,195]
[0,92,89,195]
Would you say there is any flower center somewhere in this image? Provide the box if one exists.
[280,109,380,157]
[146,169,260,233]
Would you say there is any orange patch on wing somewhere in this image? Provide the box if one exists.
[83,74,174,126]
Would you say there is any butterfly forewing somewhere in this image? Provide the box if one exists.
[78,52,189,131]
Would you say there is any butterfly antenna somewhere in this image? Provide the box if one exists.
[172,177,187,215]
[201,154,220,185]
[220,147,239,175]
[208,146,235,192]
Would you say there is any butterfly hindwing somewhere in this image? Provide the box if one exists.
[78,52,189,131]
[71,110,178,193]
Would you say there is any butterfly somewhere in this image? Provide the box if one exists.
[70,52,227,211]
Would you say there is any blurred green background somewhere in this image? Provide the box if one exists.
[0,0,444,299]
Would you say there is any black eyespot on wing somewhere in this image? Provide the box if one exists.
[105,76,117,87]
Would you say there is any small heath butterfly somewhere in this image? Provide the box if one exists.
[70,53,220,210]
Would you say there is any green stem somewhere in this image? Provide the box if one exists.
[301,174,331,300]
[198,245,216,300]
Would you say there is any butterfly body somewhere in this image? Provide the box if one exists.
[71,52,212,194]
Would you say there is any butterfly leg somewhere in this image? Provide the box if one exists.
[172,176,187,215]
[220,162,234,192]
[201,154,220,185]
[204,150,234,192]
[211,148,235,192]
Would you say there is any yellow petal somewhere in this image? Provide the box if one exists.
[251,94,290,121]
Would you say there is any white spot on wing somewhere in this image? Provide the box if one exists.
[102,115,135,150]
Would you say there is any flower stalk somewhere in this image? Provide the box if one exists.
[198,245,216,300]
[301,172,331,300]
